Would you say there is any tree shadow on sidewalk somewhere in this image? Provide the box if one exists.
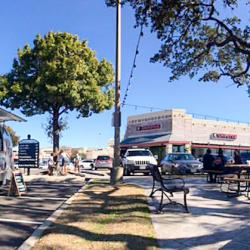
[34,182,159,250]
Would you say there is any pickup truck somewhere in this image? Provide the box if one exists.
[122,148,158,175]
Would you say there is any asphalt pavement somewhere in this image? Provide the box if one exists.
[0,174,85,250]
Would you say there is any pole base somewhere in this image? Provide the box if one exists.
[110,166,123,185]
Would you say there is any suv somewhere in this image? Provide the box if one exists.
[160,153,203,175]
[122,148,158,175]
[95,155,113,170]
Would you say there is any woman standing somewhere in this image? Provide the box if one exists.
[59,149,69,175]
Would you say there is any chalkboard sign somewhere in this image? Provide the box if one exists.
[18,138,39,168]
[8,171,27,196]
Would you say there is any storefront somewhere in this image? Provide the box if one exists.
[121,109,250,161]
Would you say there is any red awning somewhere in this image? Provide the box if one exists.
[192,144,250,150]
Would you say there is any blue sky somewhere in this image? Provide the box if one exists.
[1,1,250,149]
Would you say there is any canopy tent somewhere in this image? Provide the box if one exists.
[0,108,26,122]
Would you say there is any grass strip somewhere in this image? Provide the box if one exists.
[33,180,159,250]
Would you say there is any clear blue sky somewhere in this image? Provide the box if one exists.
[1,1,250,149]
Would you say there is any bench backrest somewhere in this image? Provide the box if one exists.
[148,164,163,184]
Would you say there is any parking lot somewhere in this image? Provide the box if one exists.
[0,176,84,250]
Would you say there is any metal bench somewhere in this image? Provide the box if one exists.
[148,164,189,213]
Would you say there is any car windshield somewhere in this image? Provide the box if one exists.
[97,156,110,161]
[169,154,195,161]
[127,150,152,157]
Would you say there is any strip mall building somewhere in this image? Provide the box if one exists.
[121,109,250,161]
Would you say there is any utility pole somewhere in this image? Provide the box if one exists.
[111,0,123,185]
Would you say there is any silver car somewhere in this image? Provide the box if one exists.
[160,153,203,175]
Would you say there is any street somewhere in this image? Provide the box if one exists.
[0,177,84,250]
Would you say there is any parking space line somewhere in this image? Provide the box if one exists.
[0,218,43,225]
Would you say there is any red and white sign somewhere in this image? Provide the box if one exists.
[211,133,237,140]
[136,124,161,132]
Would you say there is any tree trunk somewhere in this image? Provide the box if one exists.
[52,109,60,153]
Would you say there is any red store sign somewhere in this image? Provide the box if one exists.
[136,124,161,131]
[211,133,237,140]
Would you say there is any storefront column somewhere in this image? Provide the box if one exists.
[184,143,191,153]
[165,144,172,154]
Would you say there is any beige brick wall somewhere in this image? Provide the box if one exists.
[126,109,250,147]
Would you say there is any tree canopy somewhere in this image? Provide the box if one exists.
[1,32,114,150]
[106,0,250,86]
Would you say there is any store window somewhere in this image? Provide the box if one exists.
[150,146,165,163]
[172,145,185,153]
[192,148,206,158]
[223,149,233,157]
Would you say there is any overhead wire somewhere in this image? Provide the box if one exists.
[121,25,144,107]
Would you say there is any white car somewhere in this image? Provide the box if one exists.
[80,159,95,170]
[122,148,158,175]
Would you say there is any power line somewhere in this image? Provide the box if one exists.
[123,103,164,111]
[121,25,144,107]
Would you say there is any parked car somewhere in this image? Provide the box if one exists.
[225,155,234,164]
[95,155,113,169]
[210,154,233,164]
[122,148,158,175]
[160,153,203,175]
[240,152,250,164]
[39,159,49,170]
[80,159,95,170]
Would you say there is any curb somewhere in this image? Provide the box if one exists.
[17,179,92,250]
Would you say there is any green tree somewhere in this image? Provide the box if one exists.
[5,126,20,147]
[1,32,114,151]
[106,0,250,85]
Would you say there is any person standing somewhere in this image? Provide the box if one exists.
[74,153,81,173]
[48,153,54,176]
[59,149,69,176]
[203,149,215,182]
[234,150,242,164]
[214,148,226,170]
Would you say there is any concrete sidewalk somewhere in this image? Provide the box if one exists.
[124,176,250,250]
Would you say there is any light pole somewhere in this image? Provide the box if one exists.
[111,0,123,185]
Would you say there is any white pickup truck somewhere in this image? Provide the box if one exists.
[122,148,158,175]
